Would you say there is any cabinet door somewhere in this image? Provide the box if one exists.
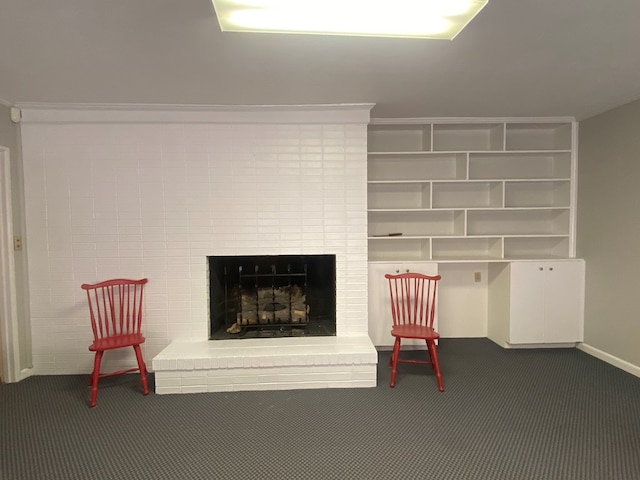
[509,261,584,344]
[542,261,584,343]
[368,262,438,347]
[509,262,546,343]
[368,263,394,346]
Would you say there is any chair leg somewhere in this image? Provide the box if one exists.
[390,337,401,388]
[90,351,103,408]
[133,345,149,396]
[426,339,444,392]
[425,340,436,372]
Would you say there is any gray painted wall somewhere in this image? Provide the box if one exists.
[0,104,31,374]
[577,99,640,368]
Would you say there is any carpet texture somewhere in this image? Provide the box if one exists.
[2,338,639,480]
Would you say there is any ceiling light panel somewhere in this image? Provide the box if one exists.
[212,0,488,39]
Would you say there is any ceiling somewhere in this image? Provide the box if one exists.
[1,0,640,120]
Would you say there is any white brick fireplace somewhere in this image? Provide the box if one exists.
[20,104,377,392]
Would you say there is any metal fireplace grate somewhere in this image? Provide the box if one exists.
[228,263,309,334]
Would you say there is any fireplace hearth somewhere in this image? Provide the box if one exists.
[208,255,336,340]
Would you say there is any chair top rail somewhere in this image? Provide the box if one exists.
[82,278,148,290]
[384,272,441,281]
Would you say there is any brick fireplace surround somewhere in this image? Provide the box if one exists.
[20,104,377,393]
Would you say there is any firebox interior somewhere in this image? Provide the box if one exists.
[208,255,337,340]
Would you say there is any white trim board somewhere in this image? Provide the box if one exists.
[16,103,375,124]
[0,147,21,382]
[578,342,640,378]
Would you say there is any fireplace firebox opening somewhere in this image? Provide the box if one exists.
[208,255,336,340]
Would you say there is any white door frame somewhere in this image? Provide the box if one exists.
[0,146,21,382]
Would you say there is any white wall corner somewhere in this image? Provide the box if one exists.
[0,147,21,382]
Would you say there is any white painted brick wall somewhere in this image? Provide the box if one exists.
[20,106,371,375]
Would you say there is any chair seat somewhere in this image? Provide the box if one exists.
[391,324,440,340]
[89,333,146,351]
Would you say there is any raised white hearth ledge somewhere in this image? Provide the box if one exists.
[152,336,378,394]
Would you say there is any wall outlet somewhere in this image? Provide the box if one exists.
[474,271,481,283]
[13,236,22,251]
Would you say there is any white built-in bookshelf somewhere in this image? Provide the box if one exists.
[367,119,577,262]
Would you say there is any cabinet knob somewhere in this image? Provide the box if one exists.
[539,267,543,271]
[406,269,410,273]
[396,269,400,273]
[549,267,553,271]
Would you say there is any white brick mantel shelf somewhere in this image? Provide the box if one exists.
[18,102,374,125]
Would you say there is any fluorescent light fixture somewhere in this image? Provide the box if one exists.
[212,0,488,40]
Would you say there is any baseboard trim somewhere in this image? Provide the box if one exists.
[577,343,640,378]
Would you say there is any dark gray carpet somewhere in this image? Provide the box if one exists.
[2,338,640,480]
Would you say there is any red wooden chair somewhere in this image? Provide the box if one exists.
[385,272,444,392]
[81,278,150,407]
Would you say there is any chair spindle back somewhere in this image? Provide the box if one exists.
[385,273,441,329]
[81,278,148,340]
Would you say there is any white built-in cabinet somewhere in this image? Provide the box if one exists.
[367,119,576,261]
[487,260,585,347]
[368,262,438,347]
[367,118,583,349]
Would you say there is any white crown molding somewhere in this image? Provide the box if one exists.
[370,116,577,124]
[576,92,640,121]
[15,103,375,124]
